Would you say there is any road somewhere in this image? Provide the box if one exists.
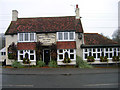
[1,68,119,88]
[2,73,118,88]
[1,68,118,88]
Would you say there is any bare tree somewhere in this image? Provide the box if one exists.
[112,29,120,44]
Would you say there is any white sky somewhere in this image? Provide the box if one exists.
[0,0,119,38]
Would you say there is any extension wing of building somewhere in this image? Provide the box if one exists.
[5,5,120,65]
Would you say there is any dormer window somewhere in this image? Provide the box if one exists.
[18,33,36,42]
[57,32,75,41]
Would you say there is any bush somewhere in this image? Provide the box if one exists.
[63,58,71,63]
[87,56,95,62]
[100,56,108,62]
[12,61,23,68]
[23,58,31,64]
[112,56,120,61]
[8,53,14,59]
[37,60,45,67]
[76,55,93,68]
[48,60,58,68]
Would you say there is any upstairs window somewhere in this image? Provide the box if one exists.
[64,32,68,40]
[25,33,29,41]
[58,32,63,40]
[57,32,75,41]
[19,33,23,41]
[69,32,74,40]
[30,33,34,41]
[18,33,36,42]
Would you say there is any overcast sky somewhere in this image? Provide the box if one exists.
[0,0,119,38]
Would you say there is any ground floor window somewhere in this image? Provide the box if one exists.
[18,50,36,61]
[57,49,76,61]
[83,48,120,60]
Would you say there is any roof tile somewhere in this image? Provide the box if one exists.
[17,42,36,50]
[5,16,83,35]
[84,33,118,45]
[57,41,76,49]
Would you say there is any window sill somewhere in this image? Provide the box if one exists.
[18,60,36,62]
[57,40,76,42]
[18,41,36,43]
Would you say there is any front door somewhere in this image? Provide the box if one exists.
[44,50,50,65]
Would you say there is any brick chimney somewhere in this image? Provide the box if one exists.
[75,4,80,19]
[12,10,18,21]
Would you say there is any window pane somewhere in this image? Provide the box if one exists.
[1,52,3,55]
[85,54,88,59]
[85,49,87,52]
[70,49,74,53]
[89,49,91,51]
[19,33,23,41]
[93,53,96,58]
[30,55,34,60]
[114,51,116,56]
[118,48,120,51]
[118,52,120,57]
[69,32,74,40]
[106,48,108,52]
[93,49,96,52]
[20,50,23,54]
[110,53,112,58]
[97,53,100,58]
[30,33,34,41]
[58,32,63,40]
[59,50,63,53]
[110,48,112,51]
[102,51,104,57]
[64,32,68,40]
[89,52,92,56]
[106,53,108,58]
[30,50,34,53]
[97,48,100,52]
[59,54,63,59]
[70,54,74,59]
[25,33,29,41]
[20,55,23,60]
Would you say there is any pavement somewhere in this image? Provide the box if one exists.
[1,67,119,75]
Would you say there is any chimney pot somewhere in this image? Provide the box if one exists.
[76,4,78,8]
[75,4,80,19]
[12,10,18,21]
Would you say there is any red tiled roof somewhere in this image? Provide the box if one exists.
[17,42,36,50]
[57,41,76,49]
[84,33,118,45]
[5,16,83,35]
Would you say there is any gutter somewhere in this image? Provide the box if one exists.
[81,44,120,48]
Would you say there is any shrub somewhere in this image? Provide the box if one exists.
[76,55,93,68]
[48,60,58,68]
[104,56,108,62]
[100,56,108,62]
[8,53,14,59]
[112,56,120,61]
[100,56,104,62]
[37,60,45,67]
[12,61,23,68]
[87,56,95,62]
[63,58,71,63]
[23,58,31,64]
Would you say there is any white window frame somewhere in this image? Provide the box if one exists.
[18,50,36,61]
[18,33,36,42]
[57,32,75,41]
[57,49,76,61]
[83,48,120,61]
